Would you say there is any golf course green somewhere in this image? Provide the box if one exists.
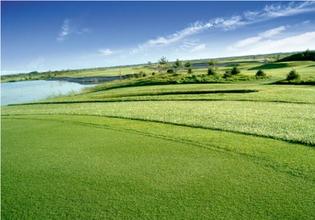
[2,54,315,219]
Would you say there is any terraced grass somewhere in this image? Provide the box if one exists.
[2,115,315,219]
[3,100,315,145]
[48,83,315,104]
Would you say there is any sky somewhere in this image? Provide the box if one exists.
[1,1,315,74]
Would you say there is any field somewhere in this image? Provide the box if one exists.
[2,52,315,83]
[2,54,315,219]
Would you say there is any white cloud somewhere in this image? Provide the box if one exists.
[262,1,315,18]
[229,31,315,56]
[231,26,287,49]
[130,2,315,54]
[98,48,113,56]
[57,19,70,42]
[134,16,243,52]
[190,43,206,52]
[260,26,286,38]
[57,18,90,42]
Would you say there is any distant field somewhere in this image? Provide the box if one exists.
[2,52,314,83]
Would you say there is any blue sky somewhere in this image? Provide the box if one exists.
[2,1,315,74]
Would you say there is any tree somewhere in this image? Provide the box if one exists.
[184,61,191,68]
[286,69,300,81]
[158,57,168,73]
[173,59,182,73]
[207,67,216,75]
[208,60,216,67]
[184,61,192,74]
[167,69,174,73]
[256,69,266,78]
[223,70,232,78]
[159,56,168,65]
[208,60,217,75]
[231,66,240,75]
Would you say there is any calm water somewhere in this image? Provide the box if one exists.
[1,80,92,106]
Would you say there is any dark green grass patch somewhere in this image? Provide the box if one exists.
[249,63,290,70]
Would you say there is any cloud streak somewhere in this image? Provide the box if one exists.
[57,18,90,42]
[98,48,113,56]
[230,26,287,49]
[57,19,70,42]
[233,31,315,55]
[131,1,315,53]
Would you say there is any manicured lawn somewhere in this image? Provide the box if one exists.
[2,56,315,219]
[3,100,315,145]
[2,116,315,219]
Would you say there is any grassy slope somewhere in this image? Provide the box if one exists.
[2,54,315,219]
[4,98,315,145]
[48,83,315,104]
[2,115,315,219]
[1,53,314,83]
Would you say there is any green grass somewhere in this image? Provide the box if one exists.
[47,83,315,104]
[2,52,314,84]
[3,100,315,145]
[2,52,315,219]
[2,115,315,219]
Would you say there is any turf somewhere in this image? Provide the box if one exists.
[2,53,315,219]
[2,115,315,219]
[48,83,315,104]
[3,100,315,145]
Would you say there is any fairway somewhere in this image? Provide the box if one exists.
[2,116,315,219]
[2,1,315,218]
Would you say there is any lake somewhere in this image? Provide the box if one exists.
[1,80,92,106]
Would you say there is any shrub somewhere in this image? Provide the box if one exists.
[151,72,156,76]
[174,59,181,68]
[188,68,192,74]
[223,70,232,78]
[256,69,266,78]
[167,69,174,73]
[286,70,300,81]
[231,66,240,75]
[207,67,216,75]
[139,71,146,77]
[184,62,191,68]
[208,60,215,66]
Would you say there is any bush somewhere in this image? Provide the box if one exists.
[151,72,156,76]
[256,69,266,78]
[208,60,215,66]
[188,68,192,74]
[231,66,240,75]
[207,67,216,75]
[139,71,146,77]
[184,62,191,68]
[286,70,300,81]
[223,70,232,78]
[167,69,174,73]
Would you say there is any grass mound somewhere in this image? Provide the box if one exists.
[278,50,315,62]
